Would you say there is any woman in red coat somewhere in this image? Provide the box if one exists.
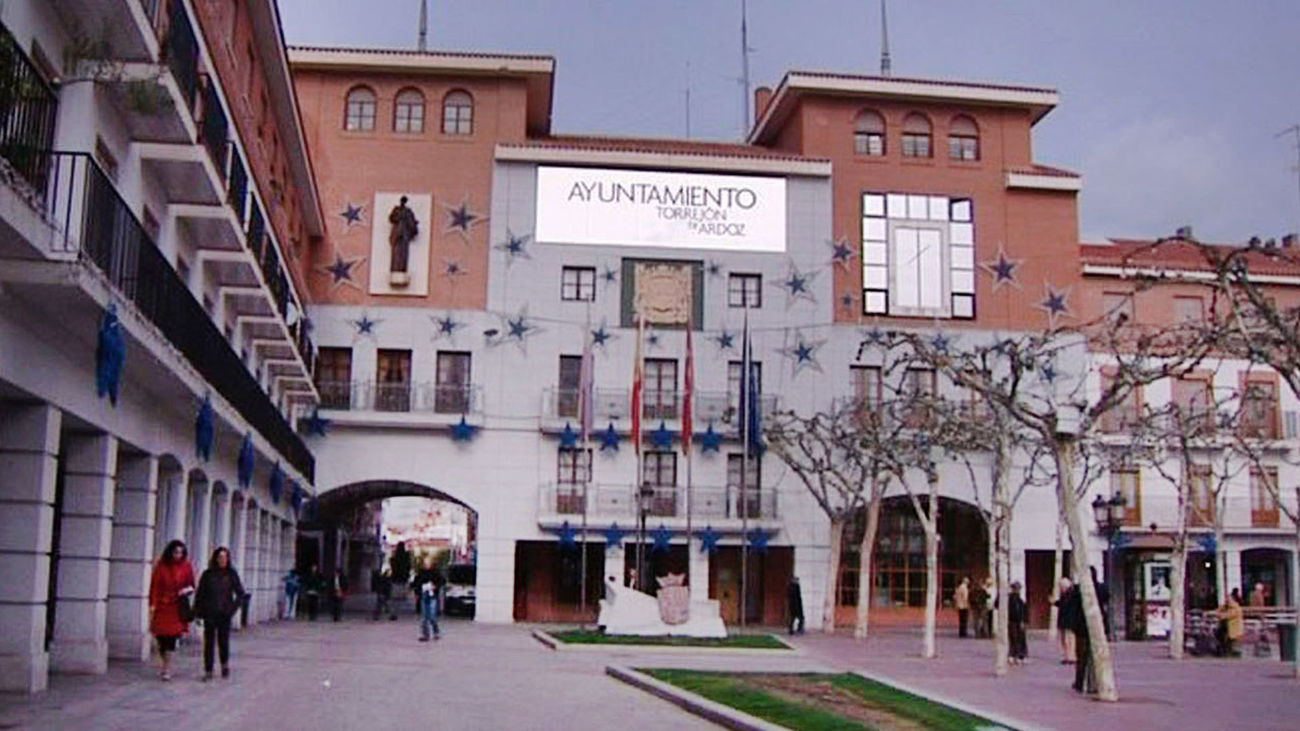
[149,539,196,681]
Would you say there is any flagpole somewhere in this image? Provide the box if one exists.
[632,303,646,592]
[580,303,592,619]
[683,315,695,596]
[740,305,750,629]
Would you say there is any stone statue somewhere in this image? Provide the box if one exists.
[388,196,419,286]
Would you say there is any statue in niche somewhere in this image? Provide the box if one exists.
[388,196,419,286]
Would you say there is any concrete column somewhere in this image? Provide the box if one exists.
[689,537,710,603]
[215,490,232,551]
[108,455,157,662]
[50,433,118,675]
[163,474,189,547]
[262,512,275,622]
[245,507,261,625]
[1223,548,1244,600]
[229,495,247,629]
[0,404,61,692]
[193,480,213,567]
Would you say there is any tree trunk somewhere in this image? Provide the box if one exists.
[854,496,882,639]
[1055,438,1119,702]
[1169,460,1189,660]
[1293,489,1300,680]
[922,479,940,659]
[1049,516,1064,642]
[823,517,845,634]
[993,446,1011,676]
[1214,501,1227,609]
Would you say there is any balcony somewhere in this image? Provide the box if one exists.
[538,483,778,524]
[50,0,162,66]
[540,387,780,434]
[37,150,313,479]
[0,24,57,213]
[317,381,483,427]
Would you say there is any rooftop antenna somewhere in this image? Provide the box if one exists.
[417,0,428,52]
[880,0,892,76]
[684,61,692,138]
[741,0,752,133]
[1281,124,1300,237]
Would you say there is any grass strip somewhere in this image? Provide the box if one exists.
[549,630,790,649]
[642,669,1000,731]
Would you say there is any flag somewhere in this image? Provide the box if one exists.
[681,323,694,454]
[631,308,644,455]
[579,330,594,444]
[739,311,762,458]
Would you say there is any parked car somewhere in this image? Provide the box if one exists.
[444,563,476,617]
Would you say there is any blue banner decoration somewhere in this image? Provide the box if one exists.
[698,422,722,453]
[95,304,125,406]
[650,421,674,450]
[698,526,720,554]
[450,416,478,442]
[237,433,255,489]
[652,524,673,553]
[195,395,214,462]
[604,523,626,550]
[747,527,770,554]
[600,423,621,452]
[1197,533,1217,555]
[269,463,284,504]
[557,521,577,549]
[290,482,304,513]
[559,422,578,449]
[303,410,331,437]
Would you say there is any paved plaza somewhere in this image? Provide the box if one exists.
[1,603,1296,730]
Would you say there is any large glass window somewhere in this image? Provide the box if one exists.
[393,88,425,133]
[557,355,582,418]
[376,349,411,411]
[1250,467,1280,527]
[315,347,352,409]
[435,351,471,414]
[862,192,974,318]
[1171,377,1214,435]
[642,451,678,517]
[442,90,473,135]
[643,359,678,420]
[1239,380,1278,439]
[344,86,376,131]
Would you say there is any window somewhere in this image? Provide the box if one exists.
[376,349,412,412]
[561,266,596,301]
[1174,296,1204,323]
[727,361,762,420]
[853,110,885,156]
[435,351,471,414]
[727,453,762,518]
[1250,467,1280,527]
[901,113,932,158]
[1110,467,1141,526]
[643,359,678,420]
[393,88,425,133]
[1239,380,1279,439]
[1101,291,1134,324]
[642,451,678,517]
[851,365,882,411]
[557,355,582,419]
[344,86,376,131]
[902,368,936,428]
[862,192,974,318]
[1098,373,1141,433]
[727,273,762,308]
[1187,464,1214,527]
[316,347,353,409]
[1172,377,1214,435]
[442,89,473,135]
[556,448,592,513]
[947,115,979,161]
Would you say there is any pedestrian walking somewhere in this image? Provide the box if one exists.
[414,558,443,641]
[282,568,300,620]
[193,547,246,681]
[1008,580,1028,664]
[303,564,323,621]
[1054,576,1076,663]
[148,539,195,682]
[787,576,805,635]
[328,566,348,622]
[1215,588,1244,656]
[981,576,998,639]
[954,577,971,638]
[391,542,412,609]
[372,566,395,621]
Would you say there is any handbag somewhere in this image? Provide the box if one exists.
[178,592,195,623]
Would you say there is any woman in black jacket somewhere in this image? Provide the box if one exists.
[194,546,246,681]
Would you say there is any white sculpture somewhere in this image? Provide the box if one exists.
[596,572,727,638]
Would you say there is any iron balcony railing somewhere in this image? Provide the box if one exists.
[317,381,483,416]
[165,0,199,112]
[540,483,778,521]
[227,146,247,222]
[542,387,779,426]
[0,22,58,193]
[42,151,314,480]
[198,76,229,182]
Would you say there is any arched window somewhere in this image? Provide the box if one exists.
[442,90,473,135]
[901,113,932,158]
[853,110,885,156]
[343,86,376,131]
[948,115,979,161]
[393,88,425,133]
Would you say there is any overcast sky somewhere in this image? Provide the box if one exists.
[279,0,1300,244]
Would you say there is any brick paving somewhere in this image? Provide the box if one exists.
[2,603,1296,731]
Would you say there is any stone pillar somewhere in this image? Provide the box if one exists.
[230,495,247,629]
[108,455,157,662]
[0,404,61,692]
[163,473,188,547]
[50,433,118,675]
[192,479,213,567]
[215,489,231,551]
[245,507,261,626]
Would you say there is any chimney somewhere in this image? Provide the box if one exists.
[1283,233,1298,249]
[754,86,772,124]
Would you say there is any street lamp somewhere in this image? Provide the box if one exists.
[1091,493,1127,640]
[636,482,655,593]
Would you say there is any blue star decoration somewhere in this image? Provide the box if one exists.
[557,521,577,550]
[980,246,1023,291]
[321,250,366,291]
[559,422,579,448]
[443,259,467,279]
[839,292,857,312]
[1040,361,1058,383]
[747,527,770,554]
[450,416,478,442]
[601,265,619,287]
[1036,282,1072,327]
[430,313,464,342]
[828,238,855,270]
[772,261,819,308]
[302,409,331,437]
[698,422,722,453]
[339,202,364,227]
[779,332,826,377]
[604,523,627,550]
[698,526,720,554]
[591,321,614,348]
[495,229,532,265]
[442,196,487,242]
[930,332,952,354]
[600,423,621,452]
[711,330,736,353]
[652,524,673,553]
[705,260,724,279]
[650,421,674,450]
[489,306,540,352]
[1197,533,1216,554]
[645,329,662,350]
[351,313,381,337]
